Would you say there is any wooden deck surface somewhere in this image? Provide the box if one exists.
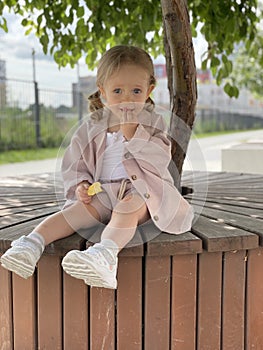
[0,170,262,350]
[0,170,262,254]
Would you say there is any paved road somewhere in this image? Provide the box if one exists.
[0,129,262,177]
[183,129,263,172]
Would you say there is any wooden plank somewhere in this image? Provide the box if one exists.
[246,247,263,350]
[171,254,197,350]
[37,255,62,349]
[0,218,50,252]
[0,207,59,230]
[12,274,36,350]
[197,251,222,350]
[192,215,258,252]
[140,220,202,255]
[144,256,171,350]
[187,192,263,202]
[117,257,142,350]
[147,231,202,256]
[90,287,115,349]
[0,260,13,350]
[63,273,89,350]
[192,198,263,217]
[222,250,246,350]
[194,206,263,245]
[0,206,60,227]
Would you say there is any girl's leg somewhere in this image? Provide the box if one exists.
[35,201,101,245]
[62,194,149,289]
[101,193,150,250]
[0,201,101,278]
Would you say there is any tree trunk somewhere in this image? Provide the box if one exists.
[161,0,197,189]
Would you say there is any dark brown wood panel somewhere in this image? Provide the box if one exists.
[197,251,222,350]
[222,250,246,350]
[12,274,36,350]
[90,287,115,350]
[117,257,142,350]
[171,254,197,350]
[144,256,171,350]
[63,273,89,350]
[0,261,13,349]
[37,255,62,349]
[246,247,263,350]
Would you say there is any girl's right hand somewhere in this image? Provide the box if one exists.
[75,182,92,204]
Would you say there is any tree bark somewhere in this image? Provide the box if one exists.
[161,0,197,188]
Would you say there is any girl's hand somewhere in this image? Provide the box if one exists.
[120,108,138,140]
[75,182,92,204]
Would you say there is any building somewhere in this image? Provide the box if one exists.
[72,65,263,117]
[72,76,96,112]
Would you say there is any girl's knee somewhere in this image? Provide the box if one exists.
[113,194,147,218]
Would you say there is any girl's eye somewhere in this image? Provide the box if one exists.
[133,88,142,94]
[113,88,121,94]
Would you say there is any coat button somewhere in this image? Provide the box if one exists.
[124,152,130,159]
[153,215,159,221]
[131,175,137,180]
[144,193,150,199]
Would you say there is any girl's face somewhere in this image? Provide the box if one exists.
[99,64,155,119]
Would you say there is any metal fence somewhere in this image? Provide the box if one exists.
[0,78,84,151]
[0,77,262,151]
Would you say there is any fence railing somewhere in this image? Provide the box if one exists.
[0,78,84,151]
[0,78,262,151]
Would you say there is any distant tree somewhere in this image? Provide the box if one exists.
[229,31,263,99]
[0,0,262,184]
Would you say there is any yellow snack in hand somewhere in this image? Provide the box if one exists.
[87,182,103,196]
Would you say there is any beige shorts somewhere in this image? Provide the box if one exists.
[89,179,138,223]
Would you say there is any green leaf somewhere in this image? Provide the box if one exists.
[201,58,208,71]
[21,18,28,26]
[211,56,220,68]
[77,6,84,17]
[223,82,239,98]
[0,17,8,32]
[40,33,49,54]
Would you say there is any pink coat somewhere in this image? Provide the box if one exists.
[61,108,194,234]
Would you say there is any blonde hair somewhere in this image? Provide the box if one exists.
[88,45,156,115]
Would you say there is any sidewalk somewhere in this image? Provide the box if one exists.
[0,158,62,177]
[0,129,262,177]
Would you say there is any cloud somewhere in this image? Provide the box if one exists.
[0,12,53,63]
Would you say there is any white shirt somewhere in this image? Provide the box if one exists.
[100,131,129,181]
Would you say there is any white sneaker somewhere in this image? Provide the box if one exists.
[0,235,44,279]
[62,244,118,289]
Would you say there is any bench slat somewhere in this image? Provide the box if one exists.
[195,205,263,245]
[192,216,259,252]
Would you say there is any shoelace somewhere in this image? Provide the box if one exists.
[91,245,116,266]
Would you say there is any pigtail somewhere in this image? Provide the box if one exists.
[145,96,155,112]
[145,74,156,112]
[88,90,104,112]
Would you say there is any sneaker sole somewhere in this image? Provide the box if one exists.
[1,255,34,279]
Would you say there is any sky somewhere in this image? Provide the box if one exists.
[0,12,207,92]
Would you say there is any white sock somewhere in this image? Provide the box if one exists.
[27,232,45,251]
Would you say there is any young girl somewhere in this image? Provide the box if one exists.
[1,45,193,289]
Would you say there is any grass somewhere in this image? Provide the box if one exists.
[0,148,61,165]
[0,128,262,165]
[192,129,261,139]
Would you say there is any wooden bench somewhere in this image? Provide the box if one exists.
[0,171,262,350]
